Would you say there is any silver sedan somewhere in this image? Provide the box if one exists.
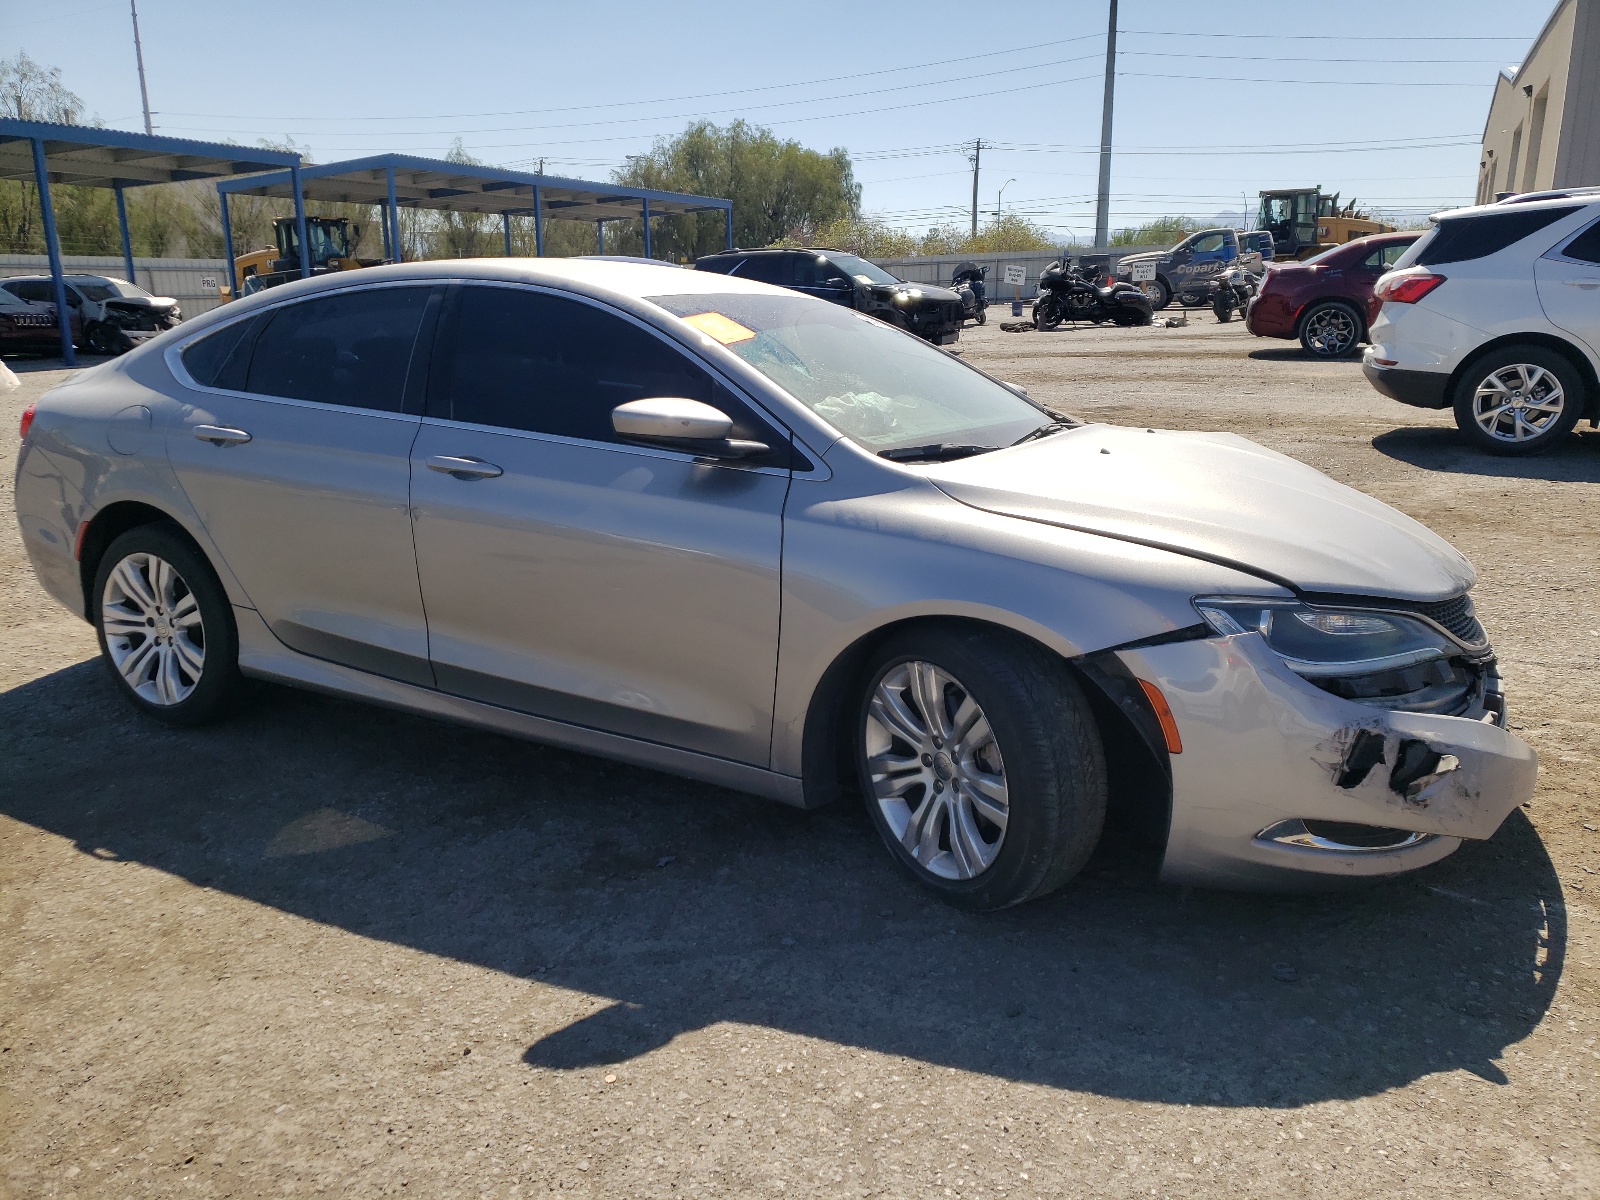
[13,260,1537,907]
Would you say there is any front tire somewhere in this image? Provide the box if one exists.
[1139,277,1170,310]
[1213,294,1234,322]
[92,523,243,726]
[975,304,987,326]
[855,626,1107,910]
[1452,345,1584,455]
[1032,295,1061,331]
[1298,301,1363,358]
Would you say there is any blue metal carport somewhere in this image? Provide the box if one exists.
[0,120,304,365]
[213,153,733,284]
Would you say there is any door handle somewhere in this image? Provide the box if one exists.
[193,424,252,446]
[426,454,503,479]
[1560,279,1600,289]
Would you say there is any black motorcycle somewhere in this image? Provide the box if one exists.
[1209,265,1260,323]
[950,262,988,325]
[1032,260,1153,330]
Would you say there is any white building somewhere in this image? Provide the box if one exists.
[1477,0,1600,201]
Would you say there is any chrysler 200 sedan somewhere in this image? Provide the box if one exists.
[14,260,1537,908]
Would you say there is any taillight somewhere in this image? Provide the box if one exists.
[1375,270,1447,304]
[19,402,36,441]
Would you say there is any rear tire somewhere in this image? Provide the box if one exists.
[854,625,1107,911]
[1452,345,1584,455]
[1298,301,1363,358]
[92,523,243,727]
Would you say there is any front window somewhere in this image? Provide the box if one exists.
[651,292,1050,454]
[76,279,152,302]
[825,253,900,287]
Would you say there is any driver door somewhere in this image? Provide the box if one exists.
[408,285,794,765]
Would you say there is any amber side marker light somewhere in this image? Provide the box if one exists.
[1136,678,1184,754]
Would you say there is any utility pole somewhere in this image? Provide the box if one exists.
[969,139,982,239]
[130,0,153,135]
[1093,0,1117,249]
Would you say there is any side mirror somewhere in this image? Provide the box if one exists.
[611,397,768,460]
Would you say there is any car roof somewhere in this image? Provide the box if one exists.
[185,257,793,328]
[1429,193,1600,222]
[1,273,124,285]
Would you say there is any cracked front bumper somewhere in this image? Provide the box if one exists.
[1117,633,1538,890]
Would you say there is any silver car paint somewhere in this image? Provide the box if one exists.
[13,259,1538,890]
[1119,634,1537,889]
[921,424,1476,602]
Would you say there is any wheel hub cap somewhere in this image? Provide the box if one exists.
[101,551,205,707]
[1472,363,1563,443]
[864,660,1009,881]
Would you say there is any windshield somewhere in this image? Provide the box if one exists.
[650,292,1052,453]
[826,253,900,286]
[76,279,151,302]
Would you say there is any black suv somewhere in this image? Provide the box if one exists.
[694,247,964,345]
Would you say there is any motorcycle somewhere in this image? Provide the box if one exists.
[1032,260,1153,330]
[950,262,989,325]
[1209,265,1260,323]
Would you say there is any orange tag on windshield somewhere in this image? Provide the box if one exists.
[682,311,756,345]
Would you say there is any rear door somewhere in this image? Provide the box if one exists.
[408,284,793,765]
[166,283,438,684]
[1535,216,1600,360]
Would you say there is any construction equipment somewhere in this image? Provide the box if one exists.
[220,216,385,301]
[1254,188,1393,261]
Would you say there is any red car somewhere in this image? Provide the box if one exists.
[1246,232,1419,359]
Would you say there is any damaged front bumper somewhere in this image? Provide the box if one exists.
[1117,632,1537,890]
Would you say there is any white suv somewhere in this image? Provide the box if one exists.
[1362,192,1600,454]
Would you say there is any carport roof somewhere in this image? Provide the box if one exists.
[0,119,301,189]
[213,153,730,221]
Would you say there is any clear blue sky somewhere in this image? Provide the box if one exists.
[5,0,1550,239]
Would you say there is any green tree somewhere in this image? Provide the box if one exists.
[0,52,95,252]
[1109,216,1199,248]
[916,213,1060,256]
[610,120,859,260]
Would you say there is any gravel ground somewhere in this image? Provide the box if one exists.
[1,315,1597,1200]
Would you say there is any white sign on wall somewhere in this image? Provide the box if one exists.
[1129,261,1156,282]
[1002,263,1026,286]
[199,276,217,289]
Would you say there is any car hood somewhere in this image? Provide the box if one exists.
[1116,250,1167,267]
[874,282,960,304]
[923,424,1474,601]
[106,296,178,310]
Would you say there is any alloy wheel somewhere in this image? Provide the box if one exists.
[1303,306,1358,356]
[1471,363,1566,444]
[864,660,1009,880]
[101,551,206,706]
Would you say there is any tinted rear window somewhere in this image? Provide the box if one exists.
[1416,206,1579,266]
[694,256,742,275]
[180,315,262,390]
[245,286,429,412]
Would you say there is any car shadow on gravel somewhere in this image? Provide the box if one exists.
[0,661,1565,1109]
[1373,426,1600,481]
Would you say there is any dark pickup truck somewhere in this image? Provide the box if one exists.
[1112,229,1273,310]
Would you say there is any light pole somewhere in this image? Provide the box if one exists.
[995,178,1016,217]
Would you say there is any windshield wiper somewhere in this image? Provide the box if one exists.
[1010,420,1075,447]
[878,443,997,463]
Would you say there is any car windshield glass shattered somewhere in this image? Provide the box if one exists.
[650,292,1056,454]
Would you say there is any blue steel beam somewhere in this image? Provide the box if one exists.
[114,184,136,287]
[30,137,74,364]
[725,208,733,250]
[387,167,401,263]
[219,188,235,300]
[533,186,543,256]
[642,197,651,260]
[380,201,391,260]
[289,163,310,278]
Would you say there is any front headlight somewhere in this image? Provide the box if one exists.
[1193,597,1455,676]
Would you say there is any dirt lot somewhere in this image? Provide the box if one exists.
[2,315,1597,1199]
